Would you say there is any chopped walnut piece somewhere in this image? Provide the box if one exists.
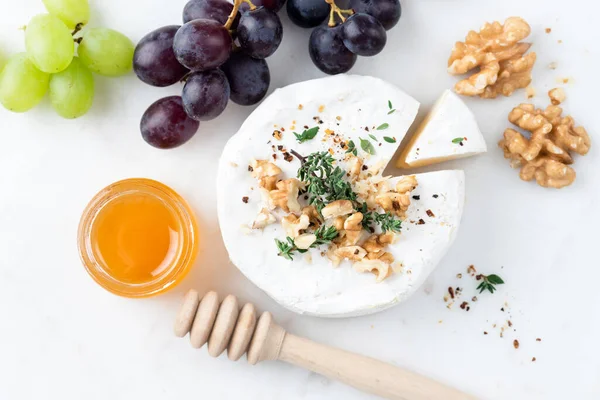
[302,205,322,227]
[252,208,276,229]
[548,87,566,105]
[294,233,317,250]
[499,101,590,188]
[396,176,418,194]
[269,179,304,212]
[259,176,278,190]
[348,156,363,179]
[448,17,535,98]
[332,215,346,231]
[251,159,281,179]
[321,200,354,219]
[343,213,364,246]
[376,192,411,218]
[353,260,391,282]
[281,214,310,238]
[328,245,368,267]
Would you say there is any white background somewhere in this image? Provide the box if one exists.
[1,0,599,399]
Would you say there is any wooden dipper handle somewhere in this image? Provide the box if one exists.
[174,290,475,400]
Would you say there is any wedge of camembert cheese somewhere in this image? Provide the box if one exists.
[397,89,487,168]
[217,75,465,317]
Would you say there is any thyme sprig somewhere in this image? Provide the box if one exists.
[296,151,356,212]
[361,209,402,233]
[276,226,339,260]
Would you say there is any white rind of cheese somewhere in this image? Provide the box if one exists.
[398,89,487,168]
[217,75,464,317]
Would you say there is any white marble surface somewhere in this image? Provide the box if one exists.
[1,0,599,399]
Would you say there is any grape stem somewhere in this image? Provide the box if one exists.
[71,23,83,36]
[325,0,354,27]
[225,0,257,30]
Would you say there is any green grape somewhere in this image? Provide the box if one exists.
[25,14,74,73]
[78,28,134,77]
[0,53,50,113]
[49,57,94,119]
[43,0,90,29]
[0,51,5,73]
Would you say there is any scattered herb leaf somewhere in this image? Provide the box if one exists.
[452,137,464,145]
[360,137,376,155]
[294,126,320,143]
[368,134,378,142]
[376,123,389,130]
[388,100,392,109]
[476,274,505,294]
[345,140,358,156]
[383,136,396,143]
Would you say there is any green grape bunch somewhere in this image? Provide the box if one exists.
[0,0,135,118]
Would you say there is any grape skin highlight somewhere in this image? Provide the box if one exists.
[342,13,387,57]
[182,69,230,121]
[141,96,200,149]
[42,0,90,29]
[78,28,135,77]
[134,26,189,87]
[49,57,95,119]
[25,14,74,74]
[221,52,270,106]
[0,53,50,113]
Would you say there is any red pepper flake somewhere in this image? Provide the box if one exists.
[272,154,277,161]
[277,145,284,151]
[483,331,488,335]
[417,219,426,225]
[336,116,341,121]
[283,152,293,162]
[281,127,285,132]
[272,130,282,140]
[242,196,249,204]
[536,338,542,342]
[304,125,309,129]
[426,209,435,217]
[532,357,537,362]
[318,104,325,113]
[545,27,551,33]
[247,165,253,172]
[459,301,470,311]
[467,265,477,275]
[448,287,455,299]
[298,104,303,110]
[513,339,520,349]
[471,296,477,302]
[475,274,483,281]
[456,273,463,279]
[508,320,513,327]
[365,126,370,131]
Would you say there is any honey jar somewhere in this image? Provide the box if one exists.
[78,178,198,297]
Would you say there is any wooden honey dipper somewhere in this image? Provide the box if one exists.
[174,290,475,400]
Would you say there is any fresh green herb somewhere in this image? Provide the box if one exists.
[297,151,356,212]
[360,137,376,155]
[362,211,402,233]
[275,226,339,260]
[387,100,395,115]
[368,134,378,142]
[345,140,358,156]
[376,123,389,131]
[383,136,396,143]
[294,126,320,143]
[476,274,505,294]
[452,137,464,145]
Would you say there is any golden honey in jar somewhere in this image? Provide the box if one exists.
[78,178,198,297]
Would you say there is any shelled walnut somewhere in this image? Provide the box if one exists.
[448,17,536,98]
[499,91,591,188]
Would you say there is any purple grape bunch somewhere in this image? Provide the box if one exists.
[287,0,401,74]
[134,0,284,149]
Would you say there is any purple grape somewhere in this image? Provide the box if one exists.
[240,0,286,13]
[286,0,329,28]
[350,0,401,30]
[221,52,270,106]
[309,25,357,75]
[141,96,200,149]
[182,69,230,121]
[183,0,239,27]
[342,13,386,56]
[133,26,189,87]
[173,19,232,71]
[237,7,283,59]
